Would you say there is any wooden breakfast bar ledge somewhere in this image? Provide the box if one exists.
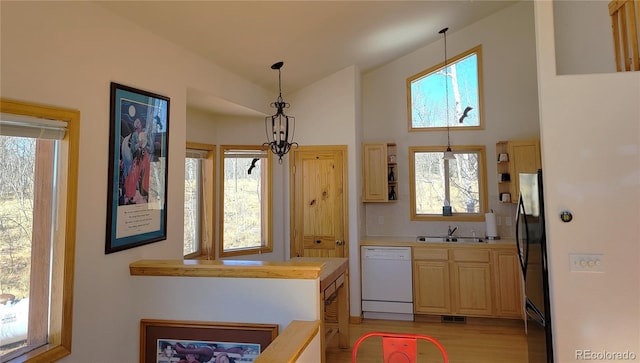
[130,257,350,362]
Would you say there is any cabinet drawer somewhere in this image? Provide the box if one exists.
[452,249,490,262]
[413,248,448,260]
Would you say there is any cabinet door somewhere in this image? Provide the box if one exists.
[492,250,524,318]
[451,262,493,316]
[362,143,388,202]
[413,260,451,314]
[508,139,541,196]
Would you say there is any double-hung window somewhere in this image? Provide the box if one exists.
[184,142,215,258]
[0,99,79,362]
[219,146,272,257]
[409,145,488,221]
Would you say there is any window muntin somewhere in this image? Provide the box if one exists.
[0,100,78,362]
[219,146,272,257]
[184,143,215,259]
[409,145,488,221]
[407,45,483,131]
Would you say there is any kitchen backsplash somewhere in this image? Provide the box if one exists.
[364,201,517,239]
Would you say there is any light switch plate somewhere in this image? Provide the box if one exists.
[569,253,604,272]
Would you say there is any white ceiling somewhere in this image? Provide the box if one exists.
[98,1,518,115]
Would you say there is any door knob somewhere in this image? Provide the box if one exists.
[336,240,343,246]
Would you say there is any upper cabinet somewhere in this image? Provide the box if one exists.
[496,139,541,203]
[362,143,397,202]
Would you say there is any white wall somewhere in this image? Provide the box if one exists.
[535,2,640,361]
[553,0,616,75]
[5,2,637,362]
[284,65,364,316]
[361,1,539,239]
[132,275,320,321]
[131,276,320,355]
[294,332,322,363]
[0,2,282,362]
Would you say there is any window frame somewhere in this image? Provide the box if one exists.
[218,145,273,258]
[407,45,484,132]
[0,99,79,363]
[184,142,215,259]
[409,145,488,221]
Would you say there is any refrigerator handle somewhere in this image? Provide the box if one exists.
[515,195,529,279]
[515,200,523,276]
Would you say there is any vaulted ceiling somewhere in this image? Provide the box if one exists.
[99,1,518,115]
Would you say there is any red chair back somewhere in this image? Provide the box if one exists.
[351,332,449,363]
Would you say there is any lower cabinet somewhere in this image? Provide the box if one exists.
[450,249,493,316]
[492,249,524,318]
[413,245,522,319]
[413,248,451,314]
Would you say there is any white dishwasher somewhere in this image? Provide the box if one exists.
[361,246,414,321]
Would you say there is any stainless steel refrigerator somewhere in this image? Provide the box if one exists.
[516,169,553,363]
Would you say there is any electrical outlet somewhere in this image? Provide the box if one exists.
[505,216,512,226]
[569,253,604,272]
[377,216,384,225]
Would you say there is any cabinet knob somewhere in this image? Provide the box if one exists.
[335,240,343,246]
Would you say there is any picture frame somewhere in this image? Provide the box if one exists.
[140,319,279,363]
[106,82,170,254]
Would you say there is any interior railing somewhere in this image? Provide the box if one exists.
[609,0,640,71]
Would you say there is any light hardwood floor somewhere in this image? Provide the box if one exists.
[326,318,528,363]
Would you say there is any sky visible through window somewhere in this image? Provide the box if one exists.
[410,53,479,128]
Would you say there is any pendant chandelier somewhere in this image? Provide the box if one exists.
[264,61,297,163]
[440,27,456,161]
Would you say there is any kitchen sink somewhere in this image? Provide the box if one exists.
[416,236,454,243]
[416,236,484,243]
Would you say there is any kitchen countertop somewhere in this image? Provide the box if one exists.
[360,235,516,248]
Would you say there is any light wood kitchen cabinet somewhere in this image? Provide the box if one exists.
[413,248,451,314]
[450,249,493,316]
[496,139,541,203]
[412,244,522,319]
[492,249,524,318]
[362,143,397,202]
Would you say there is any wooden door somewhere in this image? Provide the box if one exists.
[290,146,348,258]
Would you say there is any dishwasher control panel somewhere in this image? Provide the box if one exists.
[363,247,412,260]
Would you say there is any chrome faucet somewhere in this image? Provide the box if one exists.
[447,225,458,237]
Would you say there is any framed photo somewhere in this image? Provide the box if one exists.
[106,82,170,254]
[140,319,279,363]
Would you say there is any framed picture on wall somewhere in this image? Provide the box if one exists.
[105,82,170,254]
[140,319,279,363]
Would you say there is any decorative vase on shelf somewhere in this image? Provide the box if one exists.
[388,166,395,181]
[388,185,397,200]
